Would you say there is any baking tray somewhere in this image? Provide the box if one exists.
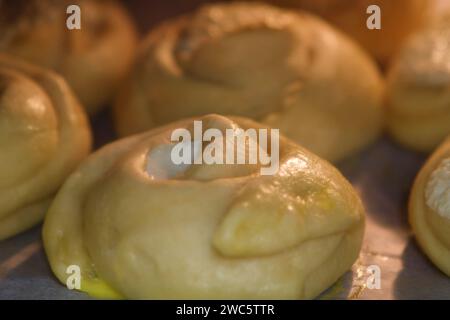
[1,0,450,300]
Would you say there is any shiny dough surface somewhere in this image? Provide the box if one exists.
[43,114,365,299]
[114,2,384,162]
[409,136,450,276]
[0,54,91,240]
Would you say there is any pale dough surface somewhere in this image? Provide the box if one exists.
[409,136,450,276]
[114,2,384,162]
[387,13,450,152]
[0,54,91,240]
[43,114,365,299]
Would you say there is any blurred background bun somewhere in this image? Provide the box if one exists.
[0,0,137,114]
[248,0,431,65]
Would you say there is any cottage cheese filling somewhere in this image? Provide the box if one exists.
[146,141,202,179]
[426,157,450,219]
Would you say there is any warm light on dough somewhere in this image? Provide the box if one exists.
[254,0,430,64]
[43,114,365,299]
[409,137,450,276]
[0,54,91,240]
[387,13,450,152]
[0,0,137,114]
[114,2,384,162]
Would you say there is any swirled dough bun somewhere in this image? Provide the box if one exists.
[114,2,384,162]
[0,54,91,240]
[256,0,430,64]
[409,137,450,276]
[387,13,450,152]
[0,0,137,114]
[43,114,365,299]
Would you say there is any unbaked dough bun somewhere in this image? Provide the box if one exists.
[386,13,450,152]
[0,54,91,240]
[114,2,384,162]
[0,0,137,114]
[409,136,450,276]
[253,0,430,64]
[43,114,365,299]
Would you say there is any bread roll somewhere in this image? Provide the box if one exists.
[255,0,430,64]
[409,136,450,276]
[0,0,137,114]
[0,54,91,240]
[387,13,450,152]
[114,2,384,162]
[43,114,365,299]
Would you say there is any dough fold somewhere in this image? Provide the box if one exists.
[409,136,450,276]
[43,114,365,299]
[387,13,450,152]
[0,54,91,240]
[114,2,384,162]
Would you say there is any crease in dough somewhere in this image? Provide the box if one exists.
[409,137,450,276]
[43,114,365,299]
[387,12,450,152]
[0,54,91,240]
[114,2,384,162]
